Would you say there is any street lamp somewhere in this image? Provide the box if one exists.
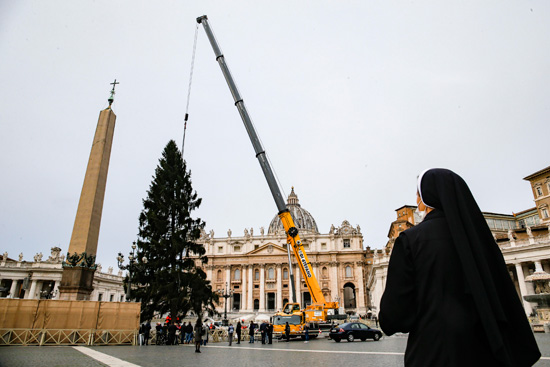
[218,282,233,326]
[117,241,148,302]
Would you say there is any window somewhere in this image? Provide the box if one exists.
[255,270,260,280]
[268,268,275,280]
[303,243,309,249]
[98,293,103,301]
[217,270,222,281]
[536,186,543,197]
[254,244,259,250]
[254,284,259,289]
[218,246,223,253]
[109,294,114,302]
[234,269,241,280]
[343,239,351,248]
[542,207,549,219]
[283,268,288,280]
[321,243,327,250]
[234,245,241,252]
[120,295,124,302]
[322,267,328,278]
[345,266,352,278]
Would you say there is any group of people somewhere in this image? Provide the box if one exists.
[246,320,274,344]
[138,318,215,351]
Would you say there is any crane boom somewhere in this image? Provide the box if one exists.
[197,15,334,308]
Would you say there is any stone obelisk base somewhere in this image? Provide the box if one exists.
[58,268,96,301]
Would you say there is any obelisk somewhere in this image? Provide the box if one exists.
[59,80,119,300]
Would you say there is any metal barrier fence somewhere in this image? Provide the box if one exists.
[0,328,137,346]
[150,329,269,344]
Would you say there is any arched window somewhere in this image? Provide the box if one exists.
[234,269,241,280]
[255,269,260,280]
[345,266,352,278]
[268,267,275,279]
[322,266,328,278]
[283,268,288,280]
[254,299,259,310]
[217,270,222,281]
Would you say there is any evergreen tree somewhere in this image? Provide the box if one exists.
[129,140,218,321]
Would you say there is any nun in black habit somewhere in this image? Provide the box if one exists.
[379,168,540,367]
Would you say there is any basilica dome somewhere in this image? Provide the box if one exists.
[268,187,319,235]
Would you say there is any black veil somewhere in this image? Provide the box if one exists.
[418,168,540,366]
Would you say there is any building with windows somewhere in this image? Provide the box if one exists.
[198,188,368,317]
[367,166,550,317]
[0,247,124,302]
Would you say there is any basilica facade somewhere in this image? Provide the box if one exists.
[198,188,368,317]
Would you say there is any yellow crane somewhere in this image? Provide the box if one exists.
[197,15,340,338]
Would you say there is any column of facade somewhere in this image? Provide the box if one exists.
[26,279,38,299]
[52,281,60,300]
[225,266,231,310]
[524,264,535,295]
[355,261,366,312]
[225,266,231,284]
[9,280,19,299]
[276,265,283,311]
[535,261,544,273]
[247,266,253,312]
[330,261,339,304]
[515,262,533,315]
[259,265,266,312]
[241,265,247,312]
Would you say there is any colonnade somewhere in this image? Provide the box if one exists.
[207,261,367,314]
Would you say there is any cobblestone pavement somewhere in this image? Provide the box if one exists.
[2,334,550,367]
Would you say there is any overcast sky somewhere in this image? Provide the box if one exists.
[1,1,548,272]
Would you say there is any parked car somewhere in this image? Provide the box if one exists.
[328,322,382,342]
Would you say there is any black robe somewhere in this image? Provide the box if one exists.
[380,168,540,367]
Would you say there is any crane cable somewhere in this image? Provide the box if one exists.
[182,23,200,158]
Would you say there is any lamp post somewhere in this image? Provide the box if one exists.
[218,282,233,326]
[117,241,148,302]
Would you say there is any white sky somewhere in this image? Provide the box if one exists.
[1,1,549,272]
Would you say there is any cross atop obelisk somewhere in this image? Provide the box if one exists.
[59,81,118,300]
[108,79,119,107]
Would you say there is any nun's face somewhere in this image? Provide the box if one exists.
[416,191,427,212]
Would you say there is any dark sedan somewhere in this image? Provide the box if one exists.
[328,322,383,342]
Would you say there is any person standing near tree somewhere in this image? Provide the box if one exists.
[267,322,273,344]
[167,321,177,345]
[380,168,540,367]
[260,321,267,344]
[194,319,203,353]
[248,321,255,343]
[185,322,193,344]
[228,323,234,346]
[143,320,151,345]
[236,320,242,344]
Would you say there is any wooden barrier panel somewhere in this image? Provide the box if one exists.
[0,299,140,346]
